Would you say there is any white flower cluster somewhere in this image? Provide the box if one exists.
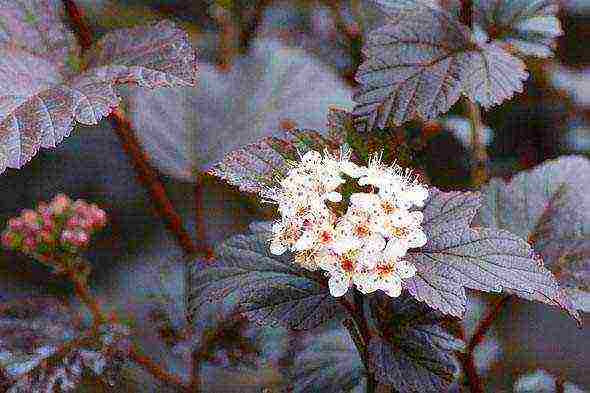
[269,147,428,298]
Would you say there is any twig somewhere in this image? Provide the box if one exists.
[193,172,214,259]
[110,108,199,257]
[341,292,378,393]
[461,295,511,393]
[62,0,199,258]
[466,99,489,187]
[129,347,190,392]
[66,258,191,391]
[460,0,473,28]
[62,0,93,50]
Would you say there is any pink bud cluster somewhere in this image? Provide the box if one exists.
[1,194,107,257]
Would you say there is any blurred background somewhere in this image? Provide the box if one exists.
[1,0,589,391]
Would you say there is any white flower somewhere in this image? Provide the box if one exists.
[368,259,417,297]
[268,147,428,299]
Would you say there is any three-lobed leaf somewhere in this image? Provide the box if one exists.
[0,2,197,176]
[404,187,580,322]
[475,156,590,312]
[0,0,79,74]
[353,1,528,131]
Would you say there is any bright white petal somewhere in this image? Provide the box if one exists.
[407,185,429,207]
[270,241,287,255]
[409,211,424,225]
[350,193,379,210]
[365,234,386,252]
[383,280,402,298]
[302,150,322,165]
[325,191,342,203]
[330,237,362,254]
[329,273,351,297]
[294,231,315,251]
[407,229,427,248]
[395,260,417,279]
[353,272,379,294]
[390,209,412,227]
[340,161,365,178]
[384,238,409,259]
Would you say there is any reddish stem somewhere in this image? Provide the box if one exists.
[460,0,473,28]
[461,295,511,393]
[194,173,214,260]
[110,109,199,257]
[62,0,199,258]
[62,0,93,50]
[129,348,190,391]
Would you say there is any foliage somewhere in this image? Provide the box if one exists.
[0,0,587,392]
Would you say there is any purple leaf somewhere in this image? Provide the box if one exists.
[128,39,354,181]
[84,20,197,88]
[368,293,464,393]
[186,223,345,330]
[208,108,350,198]
[0,20,197,176]
[353,2,528,130]
[473,0,562,58]
[404,188,580,322]
[475,156,590,313]
[0,297,130,392]
[0,0,79,74]
[460,42,528,109]
[289,325,365,393]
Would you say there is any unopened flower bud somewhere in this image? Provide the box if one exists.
[39,230,56,246]
[72,230,89,247]
[50,194,72,215]
[7,218,23,231]
[66,216,82,229]
[72,200,89,215]
[2,231,17,249]
[22,236,38,252]
[22,210,40,229]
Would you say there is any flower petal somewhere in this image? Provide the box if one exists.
[395,260,417,279]
[384,238,409,259]
[329,273,351,297]
[407,229,427,248]
[270,241,287,255]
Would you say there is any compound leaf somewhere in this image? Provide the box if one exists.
[186,222,345,330]
[404,188,580,322]
[475,156,590,312]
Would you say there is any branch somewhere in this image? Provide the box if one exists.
[465,98,489,187]
[66,257,191,391]
[129,347,190,392]
[62,0,199,258]
[461,295,511,393]
[341,292,378,393]
[460,0,473,28]
[110,108,199,257]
